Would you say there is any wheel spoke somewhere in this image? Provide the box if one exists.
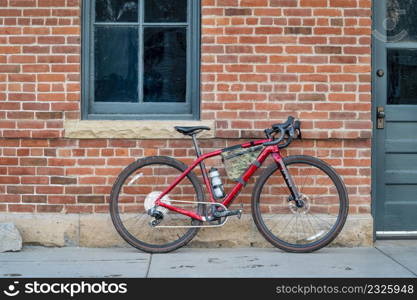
[300,215,308,240]
[294,166,308,196]
[309,212,333,227]
[122,213,146,225]
[305,213,319,237]
[276,214,295,236]
[295,213,299,242]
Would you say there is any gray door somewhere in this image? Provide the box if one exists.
[374,0,417,236]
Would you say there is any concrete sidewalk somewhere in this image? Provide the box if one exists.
[0,241,416,278]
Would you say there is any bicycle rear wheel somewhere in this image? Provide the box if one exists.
[110,156,205,253]
[252,155,348,252]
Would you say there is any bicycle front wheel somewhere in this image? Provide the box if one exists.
[110,156,205,253]
[252,155,348,252]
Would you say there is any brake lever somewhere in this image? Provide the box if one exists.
[289,126,295,138]
[294,120,302,139]
[264,128,274,139]
[263,127,284,146]
[264,117,301,147]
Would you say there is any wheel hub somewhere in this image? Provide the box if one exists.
[144,192,171,215]
[289,194,310,214]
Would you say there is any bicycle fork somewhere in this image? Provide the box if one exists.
[272,153,305,208]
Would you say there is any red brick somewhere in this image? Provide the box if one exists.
[8,204,36,213]
[0,0,372,217]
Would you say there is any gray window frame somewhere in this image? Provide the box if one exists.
[81,0,201,120]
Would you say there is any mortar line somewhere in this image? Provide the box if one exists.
[375,246,417,277]
[145,254,153,278]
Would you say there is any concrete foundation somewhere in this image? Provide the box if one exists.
[0,213,373,248]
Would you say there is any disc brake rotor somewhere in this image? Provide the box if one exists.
[289,194,310,214]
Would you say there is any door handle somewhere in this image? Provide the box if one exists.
[377,106,385,129]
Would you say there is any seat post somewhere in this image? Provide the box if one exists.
[191,133,210,188]
[191,133,202,158]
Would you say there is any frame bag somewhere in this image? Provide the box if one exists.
[221,146,264,181]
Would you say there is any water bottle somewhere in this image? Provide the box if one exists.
[209,167,225,200]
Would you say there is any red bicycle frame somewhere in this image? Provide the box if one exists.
[154,138,291,222]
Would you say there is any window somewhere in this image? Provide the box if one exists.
[388,49,417,105]
[82,0,200,120]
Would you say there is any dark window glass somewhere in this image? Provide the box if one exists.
[145,0,187,23]
[388,49,417,105]
[85,0,200,119]
[94,26,138,102]
[386,0,417,42]
[96,0,138,23]
[144,27,187,103]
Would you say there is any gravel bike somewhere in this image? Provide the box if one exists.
[110,116,349,253]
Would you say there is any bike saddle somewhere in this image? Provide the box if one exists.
[175,126,211,136]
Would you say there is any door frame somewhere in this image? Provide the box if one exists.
[371,0,384,240]
[371,0,417,239]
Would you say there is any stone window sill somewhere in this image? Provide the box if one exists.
[64,120,215,139]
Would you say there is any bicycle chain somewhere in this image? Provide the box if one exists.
[150,199,230,228]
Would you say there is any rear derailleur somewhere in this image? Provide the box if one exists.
[148,207,164,227]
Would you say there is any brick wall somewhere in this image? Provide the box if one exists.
[0,0,372,215]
